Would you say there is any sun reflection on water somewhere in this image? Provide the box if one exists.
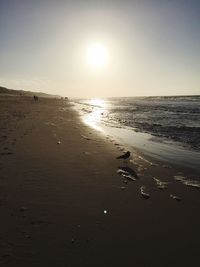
[83,98,107,131]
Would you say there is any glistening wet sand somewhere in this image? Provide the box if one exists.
[0,95,199,266]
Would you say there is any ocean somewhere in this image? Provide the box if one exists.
[72,96,200,170]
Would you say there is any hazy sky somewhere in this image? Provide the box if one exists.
[0,0,199,97]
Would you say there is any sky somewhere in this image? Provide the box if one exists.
[0,0,199,97]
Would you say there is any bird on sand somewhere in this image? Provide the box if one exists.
[116,151,131,160]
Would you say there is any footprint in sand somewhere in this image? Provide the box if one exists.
[0,243,13,263]
[0,152,14,155]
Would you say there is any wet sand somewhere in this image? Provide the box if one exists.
[0,95,200,266]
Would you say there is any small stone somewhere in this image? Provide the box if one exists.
[170,194,181,201]
[120,186,126,190]
[84,152,91,155]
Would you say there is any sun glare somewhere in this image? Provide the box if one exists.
[83,98,107,131]
[86,43,108,68]
[90,98,106,107]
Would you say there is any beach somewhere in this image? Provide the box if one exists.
[0,95,200,267]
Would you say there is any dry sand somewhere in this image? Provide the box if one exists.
[0,95,199,267]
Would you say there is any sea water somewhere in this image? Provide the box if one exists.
[72,96,200,171]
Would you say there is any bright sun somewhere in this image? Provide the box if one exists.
[86,43,108,68]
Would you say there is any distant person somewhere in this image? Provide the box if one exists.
[34,95,38,101]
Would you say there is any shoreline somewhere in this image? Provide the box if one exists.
[72,100,200,174]
[0,95,200,266]
[100,123,200,173]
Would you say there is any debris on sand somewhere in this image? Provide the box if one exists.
[81,135,91,141]
[117,168,136,181]
[140,186,150,199]
[174,175,200,189]
[183,180,200,189]
[153,177,169,190]
[117,166,138,181]
[116,151,130,160]
[120,186,126,190]
[45,122,57,127]
[170,194,181,201]
[138,155,158,166]
[83,151,91,155]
